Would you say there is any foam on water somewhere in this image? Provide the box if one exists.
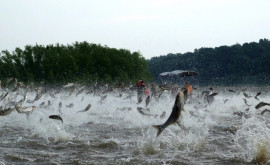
[1,86,270,164]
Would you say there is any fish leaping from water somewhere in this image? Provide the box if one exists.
[49,115,63,123]
[255,92,261,101]
[243,92,252,98]
[63,83,75,88]
[153,91,185,137]
[0,107,14,116]
[77,104,91,113]
[15,105,36,115]
[255,102,270,109]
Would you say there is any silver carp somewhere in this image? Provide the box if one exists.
[77,104,91,113]
[63,83,75,88]
[15,105,36,115]
[153,91,185,137]
[255,102,270,109]
[49,115,63,123]
[0,107,14,116]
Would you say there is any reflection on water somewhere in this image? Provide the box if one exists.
[0,86,270,164]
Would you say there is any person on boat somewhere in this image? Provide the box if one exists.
[181,82,193,104]
[136,78,145,102]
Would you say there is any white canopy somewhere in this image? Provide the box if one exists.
[159,70,184,76]
[159,70,198,77]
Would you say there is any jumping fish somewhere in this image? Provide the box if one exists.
[27,99,34,104]
[233,111,250,119]
[158,92,163,99]
[1,92,8,101]
[15,105,36,115]
[76,88,85,97]
[207,92,218,105]
[243,93,252,98]
[23,94,27,102]
[137,107,157,118]
[243,98,251,107]
[66,103,74,108]
[58,102,62,113]
[201,88,215,105]
[102,87,114,94]
[27,92,43,103]
[226,89,235,93]
[63,83,75,88]
[6,77,15,84]
[255,92,261,97]
[59,102,62,109]
[39,102,45,108]
[137,97,143,104]
[255,102,270,109]
[153,91,185,137]
[49,115,63,123]
[145,95,151,107]
[98,95,107,104]
[0,107,14,116]
[77,104,91,113]
[116,107,132,111]
[255,92,261,101]
[261,109,270,115]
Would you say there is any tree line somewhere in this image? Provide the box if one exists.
[147,39,270,86]
[0,42,152,85]
[1,39,269,86]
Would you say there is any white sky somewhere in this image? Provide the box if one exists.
[1,0,270,59]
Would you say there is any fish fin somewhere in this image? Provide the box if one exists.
[176,120,186,131]
[153,125,163,137]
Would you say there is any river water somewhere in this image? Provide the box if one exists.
[1,86,270,164]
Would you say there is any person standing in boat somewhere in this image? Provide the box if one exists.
[181,82,193,104]
[136,78,145,102]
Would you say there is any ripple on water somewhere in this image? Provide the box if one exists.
[4,153,33,163]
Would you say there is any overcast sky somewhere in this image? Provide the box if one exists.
[1,0,270,59]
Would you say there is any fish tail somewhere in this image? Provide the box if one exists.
[153,125,163,137]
